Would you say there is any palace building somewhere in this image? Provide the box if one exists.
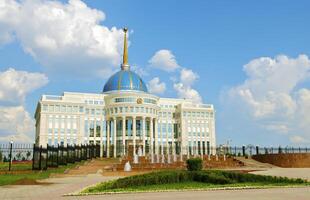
[34,28,216,158]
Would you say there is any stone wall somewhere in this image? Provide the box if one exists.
[252,153,310,168]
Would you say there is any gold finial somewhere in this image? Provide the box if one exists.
[122,27,129,70]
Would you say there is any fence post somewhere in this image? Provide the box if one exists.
[9,141,13,171]
[32,143,35,170]
[46,144,49,168]
[242,145,245,157]
[39,145,42,170]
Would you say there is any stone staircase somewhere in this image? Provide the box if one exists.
[203,155,245,169]
[60,158,120,176]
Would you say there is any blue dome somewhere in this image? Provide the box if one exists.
[103,70,148,93]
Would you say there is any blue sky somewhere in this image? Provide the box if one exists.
[0,0,310,146]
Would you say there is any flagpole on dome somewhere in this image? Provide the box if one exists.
[121,27,130,70]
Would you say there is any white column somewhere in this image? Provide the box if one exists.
[150,118,154,156]
[154,119,158,156]
[107,120,110,158]
[142,117,146,156]
[166,122,169,155]
[100,119,103,157]
[160,120,164,156]
[113,117,117,158]
[122,116,126,156]
[204,120,208,156]
[133,116,136,156]
[200,122,203,156]
[172,123,175,157]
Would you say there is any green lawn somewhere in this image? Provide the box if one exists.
[0,162,32,171]
[82,170,309,194]
[0,161,84,186]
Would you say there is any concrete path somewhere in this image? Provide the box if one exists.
[251,168,310,181]
[0,174,120,200]
[64,188,310,200]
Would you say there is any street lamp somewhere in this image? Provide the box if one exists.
[9,140,13,171]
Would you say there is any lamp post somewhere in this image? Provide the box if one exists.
[9,140,13,171]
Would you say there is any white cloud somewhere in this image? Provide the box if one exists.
[148,49,179,72]
[180,68,199,86]
[0,68,48,143]
[0,0,125,79]
[225,54,310,144]
[148,49,202,103]
[0,106,34,143]
[173,83,202,104]
[148,77,166,95]
[173,68,202,104]
[0,68,48,105]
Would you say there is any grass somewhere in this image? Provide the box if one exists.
[82,170,310,194]
[0,162,32,171]
[0,161,84,186]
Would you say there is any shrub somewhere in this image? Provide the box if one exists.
[85,170,307,193]
[186,158,203,171]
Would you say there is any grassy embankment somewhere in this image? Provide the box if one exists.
[0,161,84,186]
[82,170,309,194]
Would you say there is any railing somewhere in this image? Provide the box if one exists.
[32,144,100,170]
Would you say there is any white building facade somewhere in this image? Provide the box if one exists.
[34,29,216,158]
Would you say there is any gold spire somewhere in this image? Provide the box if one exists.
[121,27,129,70]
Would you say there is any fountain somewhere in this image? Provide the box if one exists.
[167,154,171,163]
[138,146,143,157]
[124,161,131,172]
[133,154,139,164]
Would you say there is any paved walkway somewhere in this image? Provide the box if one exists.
[0,174,119,200]
[65,188,310,200]
[251,168,310,181]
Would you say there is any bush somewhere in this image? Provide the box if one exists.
[186,158,203,171]
[85,169,308,193]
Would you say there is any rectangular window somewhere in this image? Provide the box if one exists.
[61,105,66,112]
[67,106,72,113]
[55,105,60,112]
[79,106,84,113]
[73,106,78,113]
[49,105,54,112]
[96,120,101,137]
[89,120,94,137]
[43,104,48,111]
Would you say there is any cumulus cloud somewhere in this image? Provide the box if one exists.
[0,106,34,143]
[148,49,202,103]
[0,68,48,105]
[0,68,48,142]
[173,68,202,103]
[173,82,202,103]
[148,77,166,95]
[0,0,125,79]
[225,54,310,144]
[148,49,179,72]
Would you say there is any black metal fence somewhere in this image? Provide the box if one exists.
[0,143,33,171]
[32,144,100,170]
[215,146,310,157]
[1,143,309,171]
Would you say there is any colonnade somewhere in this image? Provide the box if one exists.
[105,116,156,158]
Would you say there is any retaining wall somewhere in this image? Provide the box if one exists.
[252,153,310,168]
